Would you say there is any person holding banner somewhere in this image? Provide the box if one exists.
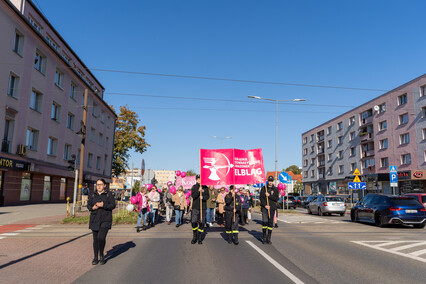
[260,176,279,244]
[224,185,242,245]
[190,175,209,244]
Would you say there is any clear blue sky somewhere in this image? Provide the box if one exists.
[37,0,426,173]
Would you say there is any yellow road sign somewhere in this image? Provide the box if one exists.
[353,176,361,182]
[353,168,361,176]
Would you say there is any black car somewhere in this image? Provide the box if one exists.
[304,195,317,208]
[295,196,308,207]
[279,195,297,209]
[351,194,426,228]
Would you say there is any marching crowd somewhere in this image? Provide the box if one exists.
[86,175,280,265]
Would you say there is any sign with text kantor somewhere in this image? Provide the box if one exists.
[0,157,30,171]
[200,148,265,185]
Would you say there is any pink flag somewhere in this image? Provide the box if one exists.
[200,148,265,185]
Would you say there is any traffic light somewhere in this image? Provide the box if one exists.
[68,154,76,171]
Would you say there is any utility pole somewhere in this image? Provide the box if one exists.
[77,89,88,211]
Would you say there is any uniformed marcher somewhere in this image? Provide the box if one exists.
[190,175,209,244]
[260,176,279,244]
[224,185,242,245]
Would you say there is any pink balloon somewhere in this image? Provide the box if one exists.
[130,196,138,204]
[181,172,186,178]
[250,192,254,196]
[240,197,244,202]
[167,181,173,187]
[282,184,286,190]
[158,188,162,193]
[225,188,229,192]
[176,170,181,176]
[277,183,283,190]
[235,189,239,193]
[147,184,153,190]
[187,190,192,196]
[169,186,177,194]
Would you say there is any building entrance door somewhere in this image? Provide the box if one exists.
[0,170,4,206]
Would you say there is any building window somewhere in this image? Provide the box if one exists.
[105,137,109,150]
[399,113,408,125]
[422,106,426,118]
[90,128,95,142]
[34,51,46,74]
[96,156,101,170]
[399,133,410,145]
[304,171,308,178]
[55,69,64,88]
[311,170,315,177]
[303,159,308,167]
[26,128,39,151]
[380,157,389,168]
[349,116,355,126]
[303,137,307,144]
[378,121,387,131]
[362,109,373,119]
[88,153,93,168]
[423,128,426,140]
[379,139,388,150]
[64,144,72,160]
[51,102,61,122]
[77,149,81,165]
[421,85,426,97]
[12,30,24,55]
[401,154,411,165]
[107,116,111,128]
[327,126,332,135]
[98,133,103,146]
[350,147,356,156]
[303,148,307,155]
[338,150,343,159]
[398,94,407,105]
[339,165,344,174]
[28,16,43,33]
[311,158,315,165]
[310,134,314,142]
[338,136,343,145]
[70,83,77,100]
[350,163,357,172]
[328,167,333,175]
[337,122,343,131]
[103,155,108,175]
[328,153,333,161]
[311,146,314,153]
[100,111,105,124]
[7,73,19,98]
[327,139,332,148]
[92,102,98,117]
[67,113,75,130]
[364,158,375,168]
[379,103,386,113]
[46,35,59,50]
[30,90,43,112]
[349,132,355,141]
[47,137,57,156]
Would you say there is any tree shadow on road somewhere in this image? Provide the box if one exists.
[105,241,136,263]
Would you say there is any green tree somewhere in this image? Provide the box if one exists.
[112,105,150,177]
[294,181,303,194]
[185,170,197,176]
[284,165,301,175]
[132,180,141,195]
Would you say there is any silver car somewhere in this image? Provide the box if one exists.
[307,195,346,216]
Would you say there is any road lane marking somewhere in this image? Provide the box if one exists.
[390,242,426,252]
[0,233,19,236]
[375,241,406,247]
[352,241,426,264]
[246,240,304,284]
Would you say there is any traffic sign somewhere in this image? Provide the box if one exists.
[279,172,292,183]
[390,166,397,173]
[353,176,361,183]
[353,168,361,176]
[390,172,398,183]
[253,183,265,188]
[348,182,367,190]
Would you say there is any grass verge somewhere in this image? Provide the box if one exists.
[61,210,139,225]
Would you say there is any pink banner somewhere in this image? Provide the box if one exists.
[200,148,265,186]
[176,175,197,189]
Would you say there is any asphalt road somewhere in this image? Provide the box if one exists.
[68,209,426,284]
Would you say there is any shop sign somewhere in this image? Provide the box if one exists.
[0,157,30,171]
[397,171,411,179]
[412,170,426,180]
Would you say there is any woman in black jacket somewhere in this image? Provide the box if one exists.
[87,179,116,265]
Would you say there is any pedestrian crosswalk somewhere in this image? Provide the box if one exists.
[277,215,345,224]
[0,224,51,240]
[351,241,426,263]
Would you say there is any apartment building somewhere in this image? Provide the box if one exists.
[302,74,426,196]
[0,0,117,205]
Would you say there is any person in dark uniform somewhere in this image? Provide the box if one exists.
[87,179,116,265]
[224,185,242,245]
[190,175,209,244]
[260,176,279,244]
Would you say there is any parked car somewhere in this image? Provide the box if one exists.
[351,194,426,228]
[403,193,426,208]
[304,195,317,208]
[295,196,308,207]
[307,195,346,216]
[279,195,296,209]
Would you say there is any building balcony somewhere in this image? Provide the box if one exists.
[362,149,375,158]
[318,173,325,179]
[363,165,376,173]
[1,140,11,153]
[318,160,325,167]
[360,132,373,142]
[360,116,373,126]
[317,135,324,142]
[317,148,325,155]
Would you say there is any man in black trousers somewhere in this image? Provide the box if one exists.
[190,175,209,244]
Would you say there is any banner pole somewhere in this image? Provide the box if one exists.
[233,187,236,222]
[199,149,202,224]
[266,183,270,219]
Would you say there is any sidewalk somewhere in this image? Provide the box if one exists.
[0,203,69,225]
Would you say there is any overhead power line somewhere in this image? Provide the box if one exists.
[91,68,388,92]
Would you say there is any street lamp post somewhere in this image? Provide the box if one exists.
[248,96,306,184]
[211,136,232,148]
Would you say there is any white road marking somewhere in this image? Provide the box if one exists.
[246,240,305,284]
[352,241,426,264]
[0,233,19,236]
[0,237,5,239]
[26,227,42,230]
[390,242,426,252]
